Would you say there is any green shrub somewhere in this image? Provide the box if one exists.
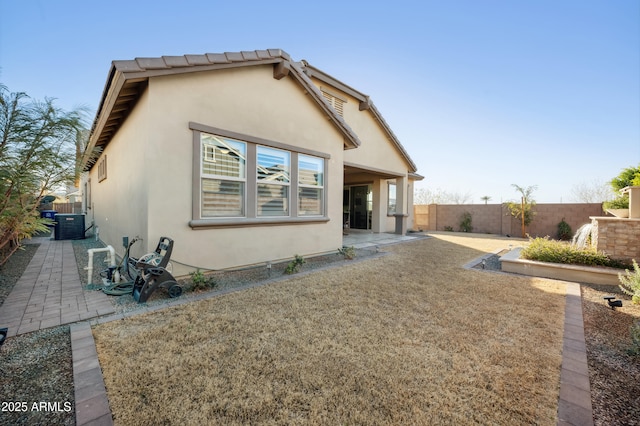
[443,226,454,232]
[459,212,473,233]
[619,259,640,304]
[603,196,629,210]
[338,246,356,260]
[520,237,628,269]
[285,254,306,274]
[557,218,572,241]
[189,269,216,291]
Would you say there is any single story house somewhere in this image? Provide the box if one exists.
[81,49,423,275]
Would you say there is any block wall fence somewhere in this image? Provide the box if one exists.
[413,203,606,239]
[591,217,640,262]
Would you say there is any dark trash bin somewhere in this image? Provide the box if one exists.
[40,210,57,227]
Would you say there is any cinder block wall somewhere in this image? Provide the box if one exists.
[592,217,640,262]
[521,203,604,238]
[414,203,605,238]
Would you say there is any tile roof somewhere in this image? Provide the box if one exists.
[83,49,417,175]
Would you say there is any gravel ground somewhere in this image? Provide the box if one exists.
[581,284,640,426]
[72,236,380,315]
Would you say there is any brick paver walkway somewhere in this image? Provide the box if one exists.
[0,237,114,338]
[557,283,594,426]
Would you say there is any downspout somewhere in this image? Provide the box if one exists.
[86,246,116,285]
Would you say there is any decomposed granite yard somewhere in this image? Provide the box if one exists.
[93,234,568,425]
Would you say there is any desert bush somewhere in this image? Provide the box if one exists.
[619,259,640,304]
[338,246,356,260]
[520,237,628,269]
[0,85,92,265]
[459,212,473,233]
[285,255,306,274]
[557,218,572,241]
[603,196,629,210]
[189,269,216,291]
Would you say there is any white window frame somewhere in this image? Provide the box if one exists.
[189,122,331,228]
[257,145,291,217]
[387,182,397,215]
[298,154,325,216]
[200,135,247,218]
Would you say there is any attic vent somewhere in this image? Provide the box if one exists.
[321,90,345,117]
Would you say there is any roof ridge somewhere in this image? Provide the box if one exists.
[112,49,290,73]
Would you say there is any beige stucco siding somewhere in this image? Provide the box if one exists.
[314,80,414,233]
[313,79,409,175]
[88,89,152,261]
[103,65,346,274]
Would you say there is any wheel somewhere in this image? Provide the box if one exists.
[168,284,182,298]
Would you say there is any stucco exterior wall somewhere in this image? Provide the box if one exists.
[340,94,408,175]
[90,65,348,275]
[314,79,414,234]
[87,89,152,261]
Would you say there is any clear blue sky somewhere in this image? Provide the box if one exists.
[1,0,638,203]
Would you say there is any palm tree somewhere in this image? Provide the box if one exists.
[506,184,537,237]
[480,195,491,205]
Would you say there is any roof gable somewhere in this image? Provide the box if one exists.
[83,49,361,170]
[299,61,418,173]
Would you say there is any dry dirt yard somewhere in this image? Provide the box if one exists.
[2,232,637,425]
[93,234,568,425]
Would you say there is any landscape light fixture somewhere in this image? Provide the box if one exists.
[604,296,623,310]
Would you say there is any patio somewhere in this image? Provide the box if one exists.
[342,230,421,249]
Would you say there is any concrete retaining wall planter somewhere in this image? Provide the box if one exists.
[500,248,621,286]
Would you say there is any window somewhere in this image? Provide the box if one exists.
[200,134,246,217]
[190,122,330,227]
[257,146,290,216]
[84,178,91,211]
[388,182,397,215]
[298,155,324,216]
[97,156,107,182]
